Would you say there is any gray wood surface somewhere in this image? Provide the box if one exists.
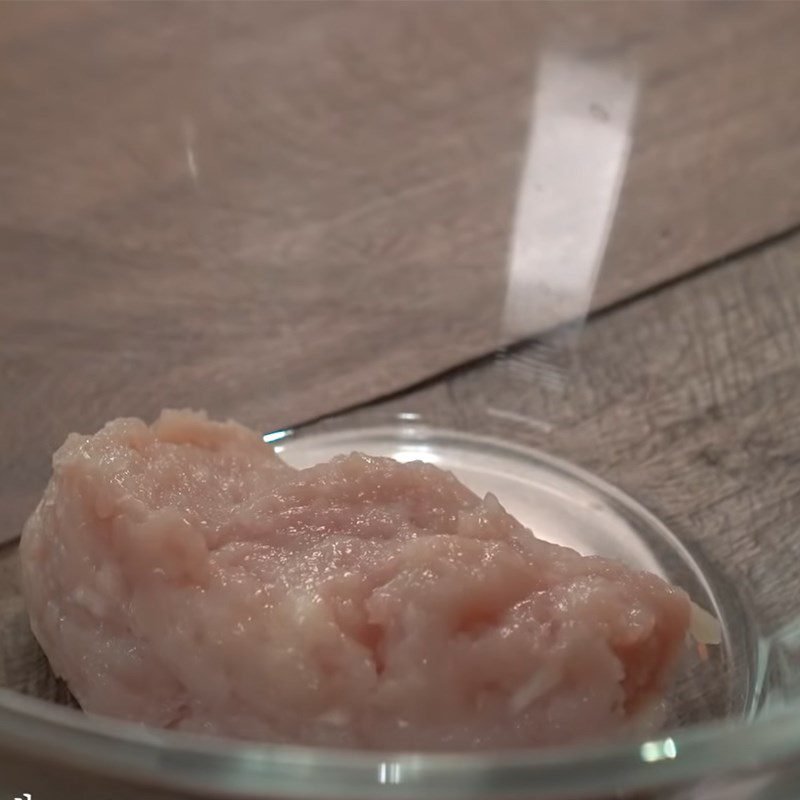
[4,1,800,545]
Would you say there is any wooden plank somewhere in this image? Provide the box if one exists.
[315,230,800,637]
[2,2,800,303]
[3,1,800,539]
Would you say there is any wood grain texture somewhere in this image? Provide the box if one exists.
[3,0,800,540]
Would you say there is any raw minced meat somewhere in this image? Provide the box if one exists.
[21,410,695,749]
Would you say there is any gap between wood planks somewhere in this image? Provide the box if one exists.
[285,218,800,434]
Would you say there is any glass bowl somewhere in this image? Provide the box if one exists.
[1,423,798,800]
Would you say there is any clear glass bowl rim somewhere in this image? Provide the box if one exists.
[2,425,793,798]
[2,690,800,799]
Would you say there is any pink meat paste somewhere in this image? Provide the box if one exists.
[21,410,699,749]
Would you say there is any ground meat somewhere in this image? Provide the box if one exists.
[20,410,691,749]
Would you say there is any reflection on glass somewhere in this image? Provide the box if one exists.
[378,762,403,784]
[502,51,638,342]
[263,428,293,444]
[640,736,678,763]
[183,116,200,185]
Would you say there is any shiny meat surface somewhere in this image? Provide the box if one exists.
[20,410,691,749]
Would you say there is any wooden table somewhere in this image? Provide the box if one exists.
[2,0,800,716]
